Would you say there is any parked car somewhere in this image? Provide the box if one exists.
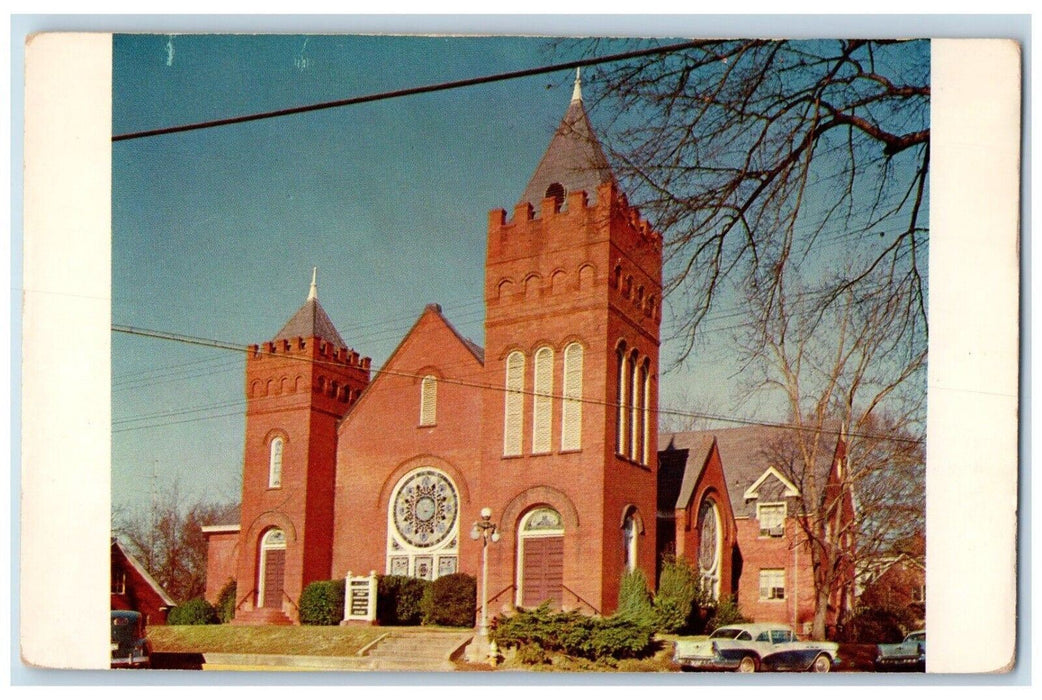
[111,610,151,669]
[673,623,841,672]
[875,630,925,672]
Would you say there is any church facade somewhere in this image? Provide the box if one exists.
[204,74,664,624]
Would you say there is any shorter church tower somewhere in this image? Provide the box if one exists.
[233,270,370,624]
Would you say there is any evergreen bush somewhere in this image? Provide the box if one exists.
[298,579,346,625]
[216,579,237,624]
[376,575,429,625]
[421,572,476,627]
[168,597,218,625]
[705,595,748,633]
[491,604,654,662]
[615,568,656,628]
[653,555,706,633]
[836,606,913,643]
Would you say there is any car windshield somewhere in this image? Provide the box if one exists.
[709,628,744,640]
[907,632,925,642]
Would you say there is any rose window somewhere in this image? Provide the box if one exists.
[392,469,459,548]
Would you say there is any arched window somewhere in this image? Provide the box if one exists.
[544,182,566,212]
[623,512,639,572]
[268,437,284,488]
[419,375,437,426]
[616,344,629,457]
[503,351,525,457]
[642,359,652,465]
[532,346,554,454]
[630,350,641,462]
[561,343,583,451]
[697,498,722,600]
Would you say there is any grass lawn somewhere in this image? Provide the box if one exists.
[149,624,388,657]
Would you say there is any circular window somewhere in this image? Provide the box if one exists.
[392,469,459,548]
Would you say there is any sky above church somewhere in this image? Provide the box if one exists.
[112,34,693,512]
[110,31,925,515]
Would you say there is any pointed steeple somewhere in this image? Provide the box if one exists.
[518,70,614,213]
[273,269,347,347]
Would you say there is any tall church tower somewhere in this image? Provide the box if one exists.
[232,271,370,623]
[478,72,662,615]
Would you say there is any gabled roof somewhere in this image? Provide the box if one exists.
[200,503,240,532]
[661,425,839,519]
[518,72,614,213]
[657,432,715,512]
[111,538,176,607]
[743,465,800,501]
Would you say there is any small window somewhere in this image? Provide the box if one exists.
[419,375,437,426]
[757,502,786,537]
[269,437,284,488]
[544,182,566,211]
[759,569,786,601]
[111,564,125,595]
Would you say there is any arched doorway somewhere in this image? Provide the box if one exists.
[386,468,460,580]
[517,507,564,608]
[257,528,286,608]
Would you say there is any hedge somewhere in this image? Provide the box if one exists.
[377,575,429,626]
[168,597,218,625]
[421,573,476,627]
[298,579,346,625]
[216,579,237,624]
[492,604,654,662]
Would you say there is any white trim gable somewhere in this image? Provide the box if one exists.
[743,465,800,500]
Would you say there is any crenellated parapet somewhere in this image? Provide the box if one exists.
[245,336,371,403]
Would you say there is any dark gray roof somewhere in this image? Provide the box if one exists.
[660,426,833,518]
[274,297,348,348]
[204,503,241,528]
[518,96,614,213]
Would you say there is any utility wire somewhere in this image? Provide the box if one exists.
[111,323,921,445]
[112,40,705,142]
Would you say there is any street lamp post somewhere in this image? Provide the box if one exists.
[469,506,500,664]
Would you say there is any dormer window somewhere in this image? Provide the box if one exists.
[757,502,786,537]
[545,182,566,212]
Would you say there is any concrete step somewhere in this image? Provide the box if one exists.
[231,608,294,626]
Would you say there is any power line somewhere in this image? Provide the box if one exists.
[111,323,921,445]
[112,40,704,142]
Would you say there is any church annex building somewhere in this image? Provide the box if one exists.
[202,74,854,631]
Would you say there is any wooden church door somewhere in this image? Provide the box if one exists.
[258,528,286,609]
[518,507,564,608]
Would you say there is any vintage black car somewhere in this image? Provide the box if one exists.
[111,610,151,669]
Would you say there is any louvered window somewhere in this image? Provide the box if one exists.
[561,343,583,451]
[532,347,554,454]
[503,351,525,457]
[630,350,641,461]
[616,345,628,456]
[641,361,651,465]
[268,437,284,488]
[419,375,437,426]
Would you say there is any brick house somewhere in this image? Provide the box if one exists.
[659,426,855,635]
[204,72,662,623]
[111,538,175,625]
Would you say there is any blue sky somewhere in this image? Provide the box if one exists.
[110,34,925,514]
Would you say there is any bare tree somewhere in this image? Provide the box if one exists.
[112,481,235,604]
[743,259,925,640]
[577,39,930,363]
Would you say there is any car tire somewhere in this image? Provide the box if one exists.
[811,654,832,673]
[738,656,758,673]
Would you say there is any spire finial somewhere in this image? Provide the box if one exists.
[307,267,318,301]
[571,67,582,103]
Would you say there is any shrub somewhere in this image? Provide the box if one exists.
[421,573,476,627]
[705,595,748,633]
[492,605,654,663]
[298,579,346,626]
[215,579,236,624]
[837,606,913,643]
[615,568,656,628]
[168,597,218,625]
[653,555,707,633]
[377,576,429,626]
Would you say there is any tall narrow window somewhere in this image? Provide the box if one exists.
[419,375,437,426]
[641,360,651,465]
[503,351,525,457]
[616,344,629,456]
[561,343,584,451]
[630,350,641,462]
[532,346,554,454]
[268,437,284,488]
[623,513,639,572]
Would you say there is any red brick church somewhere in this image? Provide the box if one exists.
[204,73,664,624]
